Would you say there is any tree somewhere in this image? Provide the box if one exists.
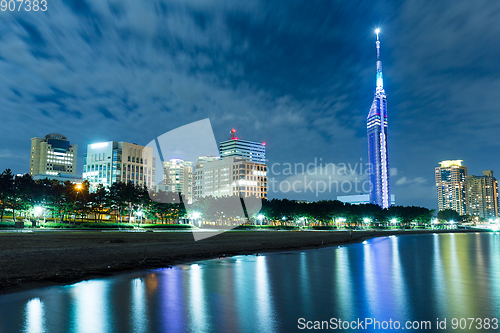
[437,209,460,222]
[0,169,15,221]
[89,183,106,222]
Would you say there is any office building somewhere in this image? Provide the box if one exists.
[29,133,77,178]
[367,29,391,209]
[195,157,267,199]
[467,170,498,219]
[337,194,395,206]
[219,129,266,163]
[195,155,220,169]
[83,141,155,192]
[435,160,468,215]
[163,159,194,204]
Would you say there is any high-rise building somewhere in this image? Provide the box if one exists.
[367,29,391,209]
[30,133,77,177]
[467,170,498,219]
[162,159,194,204]
[435,160,468,215]
[195,157,267,199]
[219,129,266,164]
[83,141,155,192]
[195,155,220,169]
[337,194,395,206]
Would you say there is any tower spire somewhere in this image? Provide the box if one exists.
[375,28,383,90]
[367,27,391,209]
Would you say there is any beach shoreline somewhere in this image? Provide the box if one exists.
[0,228,484,295]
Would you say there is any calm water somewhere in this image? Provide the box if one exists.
[1,233,500,332]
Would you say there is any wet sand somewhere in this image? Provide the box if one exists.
[0,229,481,294]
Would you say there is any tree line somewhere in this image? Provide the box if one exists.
[0,169,435,226]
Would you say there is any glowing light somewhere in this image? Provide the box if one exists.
[34,206,43,216]
[90,142,108,149]
[192,212,201,219]
[375,28,380,34]
[75,183,82,190]
[390,218,398,224]
[262,142,266,146]
[363,218,371,224]
[257,214,265,221]
[439,160,463,168]
[136,211,143,217]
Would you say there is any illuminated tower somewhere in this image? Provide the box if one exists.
[367,28,391,208]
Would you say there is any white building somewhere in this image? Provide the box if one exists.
[337,194,395,205]
[83,141,155,192]
[30,133,77,178]
[219,129,266,163]
[195,157,267,199]
[163,159,194,204]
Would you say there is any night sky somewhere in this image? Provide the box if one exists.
[1,0,499,209]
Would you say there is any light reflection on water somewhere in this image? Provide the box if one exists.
[0,233,499,333]
[23,298,44,333]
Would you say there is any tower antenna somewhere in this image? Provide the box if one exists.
[230,128,237,140]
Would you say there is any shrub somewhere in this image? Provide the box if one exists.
[79,222,135,229]
[141,224,194,229]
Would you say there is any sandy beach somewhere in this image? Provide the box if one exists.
[0,229,481,294]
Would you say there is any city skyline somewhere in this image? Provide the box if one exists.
[1,1,500,210]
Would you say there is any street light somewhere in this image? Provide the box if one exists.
[191,211,201,227]
[363,218,371,224]
[257,214,265,225]
[136,210,143,224]
[390,218,398,224]
[34,206,43,226]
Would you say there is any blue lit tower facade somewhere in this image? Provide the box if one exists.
[367,29,391,208]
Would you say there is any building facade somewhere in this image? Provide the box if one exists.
[467,170,498,219]
[30,133,77,178]
[337,194,395,206]
[195,157,267,199]
[83,141,155,192]
[435,160,468,215]
[195,155,220,169]
[162,159,194,204]
[219,129,266,164]
[367,29,391,209]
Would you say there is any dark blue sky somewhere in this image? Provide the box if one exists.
[1,0,499,209]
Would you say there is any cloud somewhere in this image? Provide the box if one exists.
[0,0,499,210]
[395,176,427,186]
